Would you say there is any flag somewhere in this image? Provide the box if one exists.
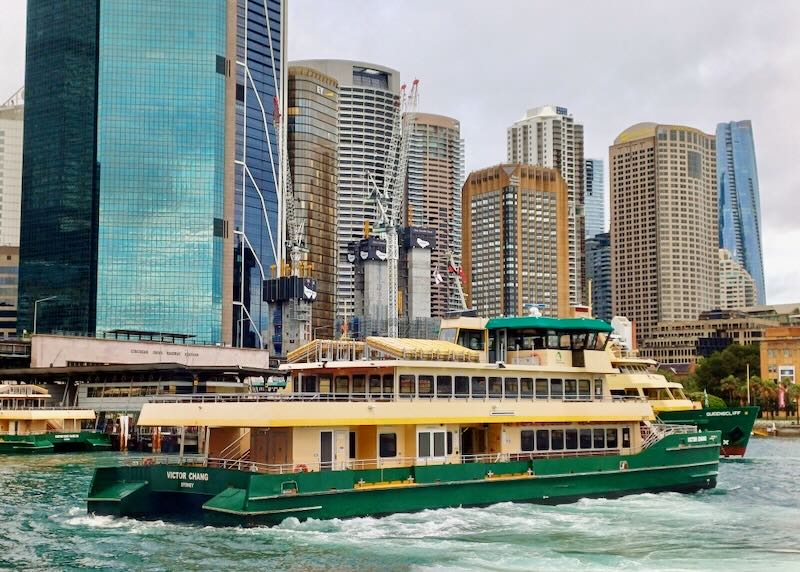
[448,263,465,284]
[433,268,444,284]
[703,389,709,408]
[779,384,786,410]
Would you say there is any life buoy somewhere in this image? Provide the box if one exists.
[143,457,155,466]
[294,464,309,473]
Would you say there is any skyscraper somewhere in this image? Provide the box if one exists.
[405,112,465,317]
[719,248,757,310]
[610,123,718,344]
[291,60,400,321]
[585,232,611,322]
[584,158,605,238]
[0,88,23,338]
[286,65,339,337]
[19,0,285,346]
[462,164,569,318]
[507,105,584,308]
[717,120,765,304]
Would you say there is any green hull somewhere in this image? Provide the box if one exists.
[0,431,112,454]
[657,406,758,457]
[88,431,720,526]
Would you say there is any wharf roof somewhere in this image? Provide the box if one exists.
[486,317,613,333]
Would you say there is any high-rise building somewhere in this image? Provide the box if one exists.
[584,158,605,238]
[717,120,765,304]
[0,246,18,337]
[291,60,400,321]
[0,88,23,248]
[719,248,757,310]
[405,112,465,317]
[18,0,285,346]
[610,123,718,344]
[585,232,611,322]
[286,65,338,338]
[462,164,569,318]
[507,105,584,308]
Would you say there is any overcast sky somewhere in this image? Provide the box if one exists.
[2,1,798,304]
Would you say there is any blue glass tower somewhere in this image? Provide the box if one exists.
[584,159,605,239]
[716,120,765,304]
[19,0,284,346]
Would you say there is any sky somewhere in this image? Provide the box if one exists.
[1,0,798,304]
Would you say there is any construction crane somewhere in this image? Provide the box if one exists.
[446,250,468,311]
[365,80,419,337]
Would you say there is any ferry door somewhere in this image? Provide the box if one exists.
[320,431,334,471]
[9,421,16,435]
[334,430,349,470]
[498,330,507,363]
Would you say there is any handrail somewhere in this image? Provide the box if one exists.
[641,423,697,449]
[217,429,251,460]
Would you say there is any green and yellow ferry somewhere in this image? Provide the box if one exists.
[606,353,758,457]
[0,383,111,453]
[87,317,720,526]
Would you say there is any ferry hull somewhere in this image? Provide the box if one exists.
[0,431,112,454]
[88,432,720,526]
[657,406,758,457]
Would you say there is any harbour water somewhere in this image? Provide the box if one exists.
[1,439,799,571]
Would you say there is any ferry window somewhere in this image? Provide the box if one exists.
[551,430,564,450]
[379,433,397,457]
[535,378,548,399]
[335,376,350,394]
[536,429,550,450]
[565,429,578,450]
[550,379,564,399]
[565,379,578,400]
[596,333,609,350]
[622,427,631,448]
[673,388,687,400]
[349,431,357,459]
[625,389,640,398]
[533,334,546,350]
[559,334,571,349]
[399,375,416,396]
[580,429,592,449]
[418,432,430,457]
[369,375,382,395]
[572,333,588,350]
[645,389,671,400]
[578,379,591,400]
[471,377,487,398]
[418,430,446,459]
[521,377,534,397]
[439,328,457,343]
[418,375,434,397]
[320,376,332,393]
[301,376,319,393]
[433,432,446,457]
[352,375,366,395]
[606,428,618,448]
[586,332,597,349]
[455,376,470,397]
[521,430,535,451]
[436,376,453,397]
[459,330,484,351]
[593,428,605,449]
[447,432,454,454]
[489,377,503,396]
[504,377,519,398]
[594,379,603,399]
[383,375,394,395]
[547,330,560,348]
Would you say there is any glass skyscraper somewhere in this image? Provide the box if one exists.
[584,159,605,239]
[716,120,765,304]
[18,0,284,346]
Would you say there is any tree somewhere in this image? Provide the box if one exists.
[785,382,800,423]
[720,374,743,405]
[694,344,760,396]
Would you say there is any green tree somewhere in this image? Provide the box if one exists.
[720,374,743,405]
[785,382,800,422]
[695,344,760,395]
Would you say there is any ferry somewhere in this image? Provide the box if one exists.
[87,317,720,526]
[0,383,111,453]
[607,353,758,457]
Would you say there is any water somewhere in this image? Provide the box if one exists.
[1,439,799,572]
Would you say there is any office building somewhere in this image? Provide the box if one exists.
[717,120,765,304]
[0,89,23,339]
[584,158,605,238]
[405,112,465,317]
[610,123,718,344]
[286,65,338,338]
[462,164,569,318]
[507,105,584,308]
[18,0,285,346]
[719,248,757,310]
[292,60,400,321]
[585,232,611,322]
[761,327,800,384]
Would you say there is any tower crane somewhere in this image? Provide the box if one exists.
[365,80,419,337]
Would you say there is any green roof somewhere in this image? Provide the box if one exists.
[485,317,613,333]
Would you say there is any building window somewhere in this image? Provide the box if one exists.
[379,433,397,457]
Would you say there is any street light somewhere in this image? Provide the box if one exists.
[33,296,57,335]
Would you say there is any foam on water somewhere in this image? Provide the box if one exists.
[3,442,800,571]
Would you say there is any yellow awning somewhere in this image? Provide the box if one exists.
[366,337,480,362]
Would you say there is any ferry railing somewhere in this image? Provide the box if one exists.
[640,423,698,449]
